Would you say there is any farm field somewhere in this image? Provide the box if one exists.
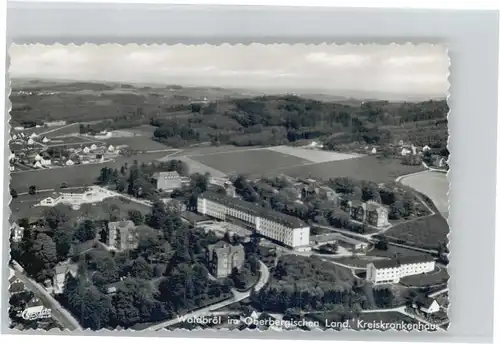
[270,155,426,183]
[45,135,102,147]
[383,214,449,249]
[159,156,226,178]
[191,148,312,175]
[121,125,158,136]
[399,171,449,218]
[267,145,362,163]
[10,151,174,192]
[98,136,168,151]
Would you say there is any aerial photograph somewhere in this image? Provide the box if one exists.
[7,43,450,332]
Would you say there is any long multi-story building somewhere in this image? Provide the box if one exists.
[197,192,310,251]
[366,255,436,285]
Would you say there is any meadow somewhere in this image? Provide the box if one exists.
[10,151,174,193]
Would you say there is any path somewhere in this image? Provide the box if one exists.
[11,260,83,331]
[38,123,80,136]
[145,260,270,331]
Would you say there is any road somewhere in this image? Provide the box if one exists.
[11,260,83,331]
[146,260,270,331]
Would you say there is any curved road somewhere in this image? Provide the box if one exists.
[146,260,270,331]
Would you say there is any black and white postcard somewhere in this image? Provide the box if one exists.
[7,43,450,332]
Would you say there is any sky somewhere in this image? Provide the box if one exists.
[8,43,450,99]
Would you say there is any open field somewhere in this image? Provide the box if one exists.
[10,151,174,192]
[11,194,152,222]
[399,171,449,218]
[268,155,426,183]
[45,135,103,147]
[383,214,449,249]
[11,191,58,221]
[159,156,226,178]
[98,136,168,151]
[191,148,312,175]
[120,125,158,136]
[267,145,362,163]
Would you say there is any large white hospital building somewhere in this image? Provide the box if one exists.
[197,192,310,251]
[366,255,436,285]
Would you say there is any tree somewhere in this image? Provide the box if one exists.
[74,220,97,243]
[375,236,389,251]
[54,225,74,261]
[128,210,144,225]
[230,267,245,289]
[28,185,36,195]
[31,233,58,281]
[60,182,68,189]
[130,257,154,279]
[10,188,17,198]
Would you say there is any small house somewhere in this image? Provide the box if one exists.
[108,145,115,152]
[27,138,35,145]
[416,298,440,314]
[82,146,90,154]
[42,137,50,143]
[66,159,75,166]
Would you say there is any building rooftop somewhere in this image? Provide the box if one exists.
[371,255,435,269]
[199,191,307,228]
[153,171,181,179]
[207,241,244,260]
[108,220,135,230]
[416,297,439,309]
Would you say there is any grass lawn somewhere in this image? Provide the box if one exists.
[400,267,449,287]
[10,152,172,192]
[383,214,449,249]
[11,194,152,223]
[276,155,425,183]
[366,245,426,258]
[101,136,168,151]
[191,149,311,175]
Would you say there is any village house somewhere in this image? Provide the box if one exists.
[52,261,79,294]
[341,200,390,228]
[11,223,24,242]
[206,241,245,278]
[42,136,50,143]
[414,298,441,315]
[41,156,52,167]
[90,144,98,151]
[107,220,139,251]
[152,171,182,191]
[107,145,115,152]
[65,159,75,166]
[82,146,90,154]
[9,268,25,294]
